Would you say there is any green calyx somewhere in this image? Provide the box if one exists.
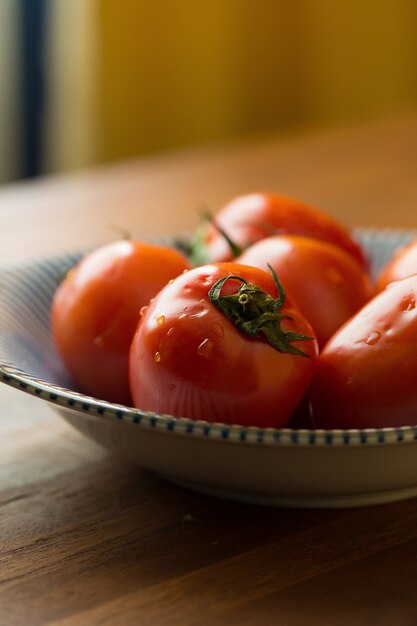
[189,220,211,266]
[202,212,243,258]
[189,211,243,266]
[208,265,313,357]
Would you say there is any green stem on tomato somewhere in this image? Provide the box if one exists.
[208,264,313,357]
[202,211,243,258]
[189,210,244,266]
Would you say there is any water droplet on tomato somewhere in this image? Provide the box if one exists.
[211,323,224,338]
[140,305,148,317]
[167,327,175,336]
[199,299,205,304]
[179,313,188,320]
[154,351,161,362]
[168,278,174,284]
[366,331,381,346]
[182,306,188,311]
[93,335,104,348]
[326,267,343,283]
[401,298,416,312]
[199,275,212,288]
[197,338,213,357]
[156,315,165,325]
[182,269,188,274]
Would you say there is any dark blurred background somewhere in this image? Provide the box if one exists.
[1,0,416,183]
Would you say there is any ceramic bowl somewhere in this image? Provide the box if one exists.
[1,228,417,508]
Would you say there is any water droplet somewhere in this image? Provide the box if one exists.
[366,331,381,346]
[197,338,213,357]
[140,305,148,317]
[154,352,161,362]
[167,327,175,336]
[182,305,188,311]
[168,278,174,284]
[156,315,165,325]
[326,267,343,283]
[211,323,224,338]
[182,269,188,274]
[179,313,188,320]
[401,298,416,312]
[199,299,205,304]
[93,335,104,348]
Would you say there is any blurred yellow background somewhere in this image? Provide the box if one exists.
[97,0,417,163]
[1,0,416,181]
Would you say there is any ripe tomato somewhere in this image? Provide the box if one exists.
[376,237,417,292]
[191,193,367,269]
[129,263,318,428]
[237,235,373,348]
[51,240,191,405]
[310,275,417,429]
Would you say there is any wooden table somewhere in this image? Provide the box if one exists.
[1,115,417,625]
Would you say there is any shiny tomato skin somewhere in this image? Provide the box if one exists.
[310,275,417,429]
[51,240,191,405]
[199,193,367,269]
[129,263,318,428]
[237,235,373,348]
[376,238,417,292]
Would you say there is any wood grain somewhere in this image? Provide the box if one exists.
[1,115,417,625]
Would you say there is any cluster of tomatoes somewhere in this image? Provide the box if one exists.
[51,193,417,430]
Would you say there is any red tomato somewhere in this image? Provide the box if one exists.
[129,263,318,428]
[310,275,417,429]
[51,240,191,405]
[376,237,417,292]
[285,395,314,429]
[237,235,373,348]
[191,193,367,269]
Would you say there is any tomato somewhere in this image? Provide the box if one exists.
[236,235,373,348]
[376,237,417,292]
[285,395,314,429]
[129,263,318,428]
[191,193,367,269]
[310,275,417,429]
[51,240,191,405]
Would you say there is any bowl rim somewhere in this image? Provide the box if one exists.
[2,364,417,448]
[2,226,417,449]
